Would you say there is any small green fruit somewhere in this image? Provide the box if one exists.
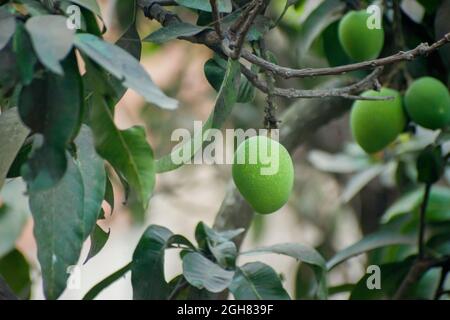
[232,136,294,214]
[350,88,406,154]
[404,77,450,130]
[338,10,384,61]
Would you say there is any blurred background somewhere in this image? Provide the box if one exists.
[1,0,449,300]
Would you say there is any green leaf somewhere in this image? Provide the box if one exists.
[84,224,110,264]
[29,156,85,299]
[144,23,210,44]
[175,0,232,13]
[70,0,102,17]
[167,275,213,300]
[229,262,290,300]
[83,262,131,300]
[110,0,136,36]
[131,225,173,300]
[326,229,415,271]
[241,243,327,299]
[0,249,31,299]
[25,15,75,75]
[15,0,49,16]
[75,125,106,239]
[75,33,177,110]
[350,259,413,299]
[0,179,30,258]
[156,58,240,173]
[296,0,344,59]
[382,186,450,223]
[417,146,444,184]
[340,165,385,203]
[382,188,423,223]
[12,22,37,85]
[0,108,30,189]
[88,94,155,212]
[19,52,82,190]
[0,8,16,50]
[182,252,234,293]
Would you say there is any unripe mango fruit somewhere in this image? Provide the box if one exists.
[338,10,384,61]
[232,136,294,214]
[350,88,406,154]
[404,77,450,130]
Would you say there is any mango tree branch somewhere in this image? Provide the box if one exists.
[240,33,450,79]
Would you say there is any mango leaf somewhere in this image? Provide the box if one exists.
[182,252,234,293]
[75,125,106,239]
[74,33,177,110]
[175,0,232,13]
[167,275,214,300]
[0,179,30,258]
[15,0,48,16]
[229,262,290,300]
[0,8,16,50]
[132,225,176,300]
[326,229,415,271]
[110,0,136,36]
[340,164,385,203]
[19,53,82,191]
[156,58,240,173]
[70,0,102,17]
[25,15,75,75]
[382,188,423,223]
[144,23,210,44]
[350,259,413,299]
[83,262,131,300]
[84,224,110,264]
[29,156,85,299]
[13,22,37,85]
[241,243,327,299]
[88,94,155,212]
[0,249,31,299]
[296,0,344,59]
[0,108,30,189]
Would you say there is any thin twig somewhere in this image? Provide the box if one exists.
[209,0,223,39]
[240,33,450,79]
[419,183,432,259]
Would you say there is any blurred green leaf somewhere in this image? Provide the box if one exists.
[13,22,37,85]
[229,262,290,300]
[156,58,240,173]
[0,179,29,258]
[308,149,371,174]
[175,0,232,13]
[0,108,29,189]
[0,8,16,50]
[75,33,178,110]
[327,229,415,270]
[340,164,385,203]
[70,0,102,17]
[167,275,213,300]
[144,23,210,44]
[0,249,31,299]
[350,259,413,299]
[25,15,75,75]
[296,0,344,59]
[182,252,234,293]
